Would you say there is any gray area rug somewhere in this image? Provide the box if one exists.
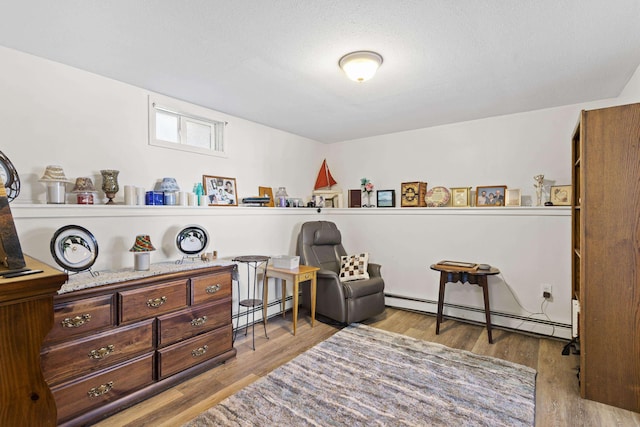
[185,324,536,426]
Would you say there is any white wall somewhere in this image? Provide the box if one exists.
[322,65,640,339]
[0,46,324,204]
[328,100,611,202]
[322,106,588,339]
[326,208,570,337]
[618,63,640,102]
[5,44,640,339]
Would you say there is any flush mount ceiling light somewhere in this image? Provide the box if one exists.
[339,51,383,82]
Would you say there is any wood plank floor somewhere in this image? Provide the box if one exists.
[93,307,640,427]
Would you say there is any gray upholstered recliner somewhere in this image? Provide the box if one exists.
[297,221,385,324]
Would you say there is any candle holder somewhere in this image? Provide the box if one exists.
[158,177,180,205]
[100,169,120,204]
[129,234,156,271]
[71,177,97,205]
[275,186,288,207]
[38,165,72,204]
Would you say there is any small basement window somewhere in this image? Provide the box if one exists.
[148,95,227,157]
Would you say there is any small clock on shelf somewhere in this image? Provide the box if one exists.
[0,151,20,202]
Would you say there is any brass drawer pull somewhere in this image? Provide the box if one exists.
[191,345,208,357]
[87,381,113,398]
[206,284,221,294]
[88,344,115,360]
[61,314,91,328]
[191,316,208,327]
[147,296,167,308]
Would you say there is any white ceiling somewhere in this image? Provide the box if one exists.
[1,1,639,143]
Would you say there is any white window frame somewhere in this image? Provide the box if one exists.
[148,94,227,157]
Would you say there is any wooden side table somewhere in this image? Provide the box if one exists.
[0,256,67,426]
[266,265,320,335]
[430,264,500,344]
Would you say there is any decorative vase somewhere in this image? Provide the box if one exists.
[363,191,373,207]
[534,174,544,206]
[100,169,120,204]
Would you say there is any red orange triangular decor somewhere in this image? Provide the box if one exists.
[314,159,337,190]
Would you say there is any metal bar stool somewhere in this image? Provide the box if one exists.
[233,255,270,350]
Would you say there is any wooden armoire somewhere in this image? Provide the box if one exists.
[571,102,640,412]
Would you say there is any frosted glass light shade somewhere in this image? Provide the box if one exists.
[339,51,383,82]
[158,177,180,192]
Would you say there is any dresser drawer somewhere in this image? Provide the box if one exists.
[157,325,233,379]
[52,352,154,424]
[157,299,231,347]
[191,272,232,305]
[46,294,115,344]
[42,319,154,386]
[119,279,188,323]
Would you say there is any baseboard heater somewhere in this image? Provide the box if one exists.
[233,293,572,337]
[384,292,571,336]
[232,295,296,331]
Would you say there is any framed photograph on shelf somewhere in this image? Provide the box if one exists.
[505,188,521,206]
[348,189,362,208]
[258,186,275,207]
[475,185,507,206]
[550,185,571,205]
[450,187,471,207]
[312,194,325,208]
[203,175,237,206]
[376,190,395,207]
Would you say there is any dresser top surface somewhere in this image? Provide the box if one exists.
[59,260,235,294]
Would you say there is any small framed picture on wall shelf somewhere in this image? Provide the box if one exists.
[203,175,238,206]
[450,187,471,207]
[475,185,507,206]
[549,185,571,205]
[505,188,522,206]
[258,186,275,207]
[376,190,395,207]
[312,194,325,208]
[348,189,362,208]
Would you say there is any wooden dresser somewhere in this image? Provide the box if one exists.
[41,263,236,426]
[571,102,640,412]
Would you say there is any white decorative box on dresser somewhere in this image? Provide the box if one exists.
[40,262,236,426]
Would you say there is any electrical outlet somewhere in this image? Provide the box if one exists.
[541,284,552,299]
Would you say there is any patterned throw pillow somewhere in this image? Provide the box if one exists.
[339,253,370,282]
